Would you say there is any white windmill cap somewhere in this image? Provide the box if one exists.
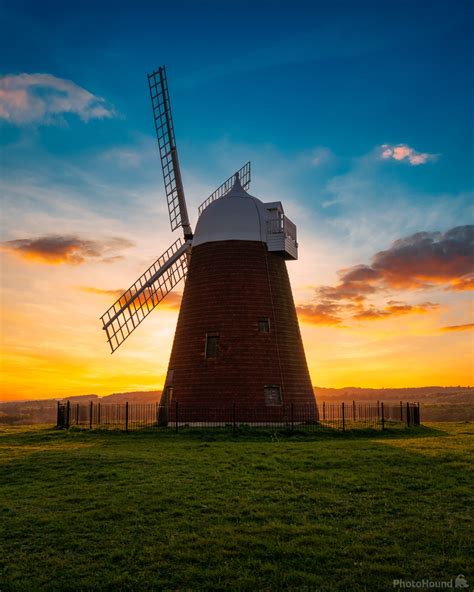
[193,175,272,247]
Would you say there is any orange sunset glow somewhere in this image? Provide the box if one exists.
[1,217,473,401]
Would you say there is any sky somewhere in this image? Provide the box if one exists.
[0,0,473,401]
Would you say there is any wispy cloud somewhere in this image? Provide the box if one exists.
[353,301,439,321]
[309,147,333,167]
[319,150,472,260]
[81,285,182,310]
[80,287,125,298]
[297,299,439,326]
[440,323,474,332]
[380,143,438,165]
[296,302,346,326]
[100,147,144,168]
[0,73,116,125]
[2,235,133,265]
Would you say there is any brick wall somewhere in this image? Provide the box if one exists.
[165,240,316,410]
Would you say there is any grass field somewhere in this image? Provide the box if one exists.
[1,424,472,591]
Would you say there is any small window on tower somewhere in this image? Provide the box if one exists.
[264,385,282,406]
[161,386,173,406]
[258,318,270,333]
[205,334,219,359]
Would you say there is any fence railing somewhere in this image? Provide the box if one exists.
[56,401,421,432]
[266,215,297,242]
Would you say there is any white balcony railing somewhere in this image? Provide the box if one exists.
[266,215,298,259]
[266,215,297,241]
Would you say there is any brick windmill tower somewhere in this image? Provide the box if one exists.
[101,66,316,415]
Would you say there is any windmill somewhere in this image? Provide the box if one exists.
[101,66,316,415]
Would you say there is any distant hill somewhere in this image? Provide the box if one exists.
[101,391,162,403]
[58,394,100,403]
[313,386,474,404]
[1,386,472,424]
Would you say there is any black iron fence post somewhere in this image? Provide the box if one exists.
[406,402,411,427]
[175,401,179,432]
[400,401,403,422]
[233,402,236,433]
[353,400,356,421]
[291,403,294,431]
[322,401,326,421]
[98,403,101,426]
[417,402,421,426]
[66,400,71,429]
[342,402,345,432]
[56,401,60,427]
[89,401,93,429]
[125,402,129,432]
[381,402,385,430]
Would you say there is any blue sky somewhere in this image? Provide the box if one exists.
[1,0,473,397]
[3,0,472,256]
[2,0,472,194]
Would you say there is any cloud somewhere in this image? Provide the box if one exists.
[151,291,182,310]
[100,147,143,168]
[309,147,333,167]
[296,303,346,325]
[0,73,116,125]
[298,225,473,326]
[81,286,182,311]
[440,323,474,332]
[323,226,474,297]
[80,287,124,298]
[2,235,134,265]
[450,276,474,291]
[380,143,438,165]
[297,299,439,326]
[370,226,474,290]
[353,301,439,321]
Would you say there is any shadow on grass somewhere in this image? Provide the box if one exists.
[138,423,448,442]
[72,423,448,442]
[0,423,449,446]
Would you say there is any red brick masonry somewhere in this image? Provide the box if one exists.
[165,240,317,412]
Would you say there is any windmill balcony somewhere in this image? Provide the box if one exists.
[266,215,298,260]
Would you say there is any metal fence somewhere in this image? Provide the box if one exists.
[56,401,421,432]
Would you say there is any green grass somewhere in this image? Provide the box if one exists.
[1,423,472,591]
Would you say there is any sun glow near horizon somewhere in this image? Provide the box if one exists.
[1,233,472,402]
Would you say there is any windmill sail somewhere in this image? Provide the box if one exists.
[148,66,192,238]
[101,239,190,353]
[198,161,251,215]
